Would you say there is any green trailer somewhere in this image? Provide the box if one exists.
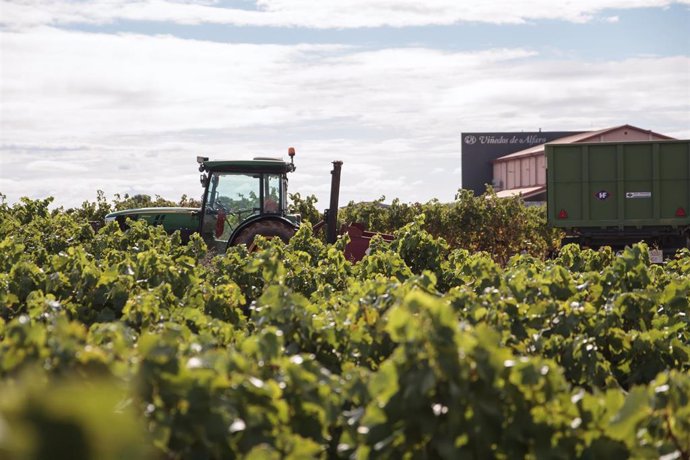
[547,140,690,258]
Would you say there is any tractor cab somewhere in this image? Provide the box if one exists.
[197,150,300,253]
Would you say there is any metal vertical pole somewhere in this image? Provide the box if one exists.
[327,161,343,244]
[582,145,590,222]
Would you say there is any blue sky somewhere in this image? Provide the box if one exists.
[1,1,689,208]
[67,6,689,58]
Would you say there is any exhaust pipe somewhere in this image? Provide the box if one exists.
[326,161,343,244]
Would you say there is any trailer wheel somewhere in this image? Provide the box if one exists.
[229,219,296,250]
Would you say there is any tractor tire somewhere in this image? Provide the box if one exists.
[230,219,296,250]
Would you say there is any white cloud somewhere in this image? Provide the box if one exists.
[1,27,689,208]
[1,0,689,29]
[25,160,89,172]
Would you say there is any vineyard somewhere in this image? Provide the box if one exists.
[1,193,689,459]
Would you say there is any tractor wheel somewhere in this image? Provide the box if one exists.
[229,219,296,250]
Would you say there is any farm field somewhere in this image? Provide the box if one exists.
[1,194,689,459]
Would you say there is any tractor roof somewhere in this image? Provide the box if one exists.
[202,159,294,174]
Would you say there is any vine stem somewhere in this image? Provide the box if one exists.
[664,409,689,460]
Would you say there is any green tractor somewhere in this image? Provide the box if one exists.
[105,148,346,254]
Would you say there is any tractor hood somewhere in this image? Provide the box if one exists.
[105,207,200,235]
[105,207,199,218]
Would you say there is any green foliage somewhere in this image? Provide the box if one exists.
[0,371,151,460]
[288,192,323,227]
[392,214,449,276]
[0,195,689,459]
[340,189,563,262]
[67,190,113,222]
[111,192,201,211]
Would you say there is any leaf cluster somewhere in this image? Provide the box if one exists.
[0,196,689,459]
[339,189,563,264]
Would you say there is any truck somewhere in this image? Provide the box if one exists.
[105,149,392,260]
[546,139,690,260]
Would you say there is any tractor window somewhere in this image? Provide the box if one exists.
[264,174,282,214]
[202,172,261,247]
